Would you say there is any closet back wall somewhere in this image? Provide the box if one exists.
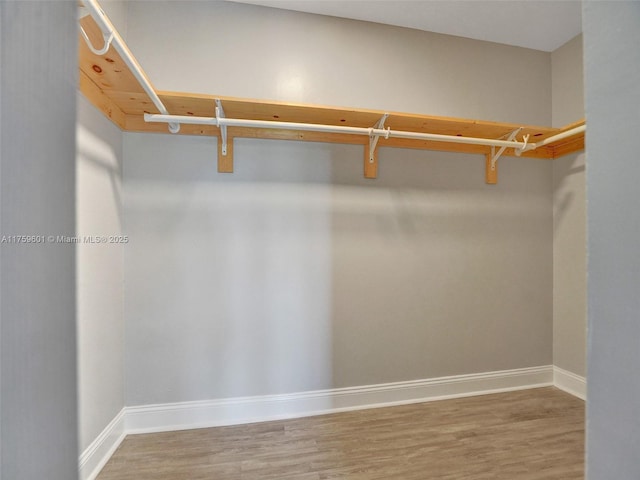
[122,1,553,405]
[126,1,551,125]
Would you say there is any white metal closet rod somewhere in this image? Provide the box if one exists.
[145,114,537,151]
[80,0,180,133]
[533,124,586,148]
[81,0,584,152]
[145,114,586,152]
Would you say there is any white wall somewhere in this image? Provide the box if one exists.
[1,2,78,478]
[584,2,640,478]
[76,94,124,453]
[122,2,554,406]
[551,35,586,377]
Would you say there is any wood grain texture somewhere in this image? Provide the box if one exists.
[97,387,584,480]
[364,143,378,179]
[551,136,585,159]
[485,153,498,185]
[218,135,234,173]
[79,70,127,129]
[77,16,583,161]
[78,16,147,97]
[78,6,585,161]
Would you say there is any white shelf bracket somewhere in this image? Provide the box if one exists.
[215,99,228,156]
[80,0,179,134]
[490,127,523,170]
[369,113,390,163]
[514,134,530,157]
[79,26,114,56]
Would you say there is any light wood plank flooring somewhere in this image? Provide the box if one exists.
[98,387,584,480]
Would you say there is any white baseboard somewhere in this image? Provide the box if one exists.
[553,366,586,400]
[81,365,554,477]
[125,365,553,434]
[79,408,126,480]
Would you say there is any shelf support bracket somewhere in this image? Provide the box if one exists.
[485,127,522,184]
[364,113,390,179]
[79,25,114,56]
[215,99,234,173]
[215,99,227,155]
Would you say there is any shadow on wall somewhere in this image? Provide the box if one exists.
[123,135,553,405]
[553,151,585,239]
[77,120,123,227]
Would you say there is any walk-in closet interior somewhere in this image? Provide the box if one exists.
[1,1,639,479]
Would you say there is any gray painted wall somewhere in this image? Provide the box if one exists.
[76,0,127,458]
[124,136,552,405]
[1,4,3,477]
[551,35,586,377]
[584,2,640,478]
[122,1,554,406]
[125,0,551,125]
[552,35,585,128]
[100,0,128,36]
[76,95,124,453]
[0,1,78,479]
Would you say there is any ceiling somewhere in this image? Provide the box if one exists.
[227,0,582,52]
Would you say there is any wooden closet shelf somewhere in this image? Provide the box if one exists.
[78,2,585,180]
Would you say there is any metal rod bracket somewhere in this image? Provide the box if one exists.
[215,99,227,156]
[490,127,523,170]
[486,127,523,185]
[369,114,390,163]
[79,26,114,56]
[514,134,530,157]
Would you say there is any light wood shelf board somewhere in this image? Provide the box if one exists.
[79,16,147,97]
[79,70,127,129]
[551,136,585,159]
[158,91,558,139]
[78,12,584,166]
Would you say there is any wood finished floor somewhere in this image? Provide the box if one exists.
[97,387,584,480]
